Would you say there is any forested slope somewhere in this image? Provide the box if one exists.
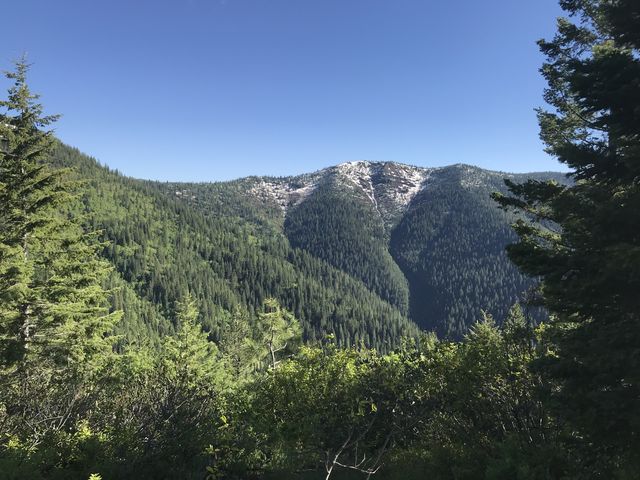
[50,144,417,350]
[390,165,566,337]
[158,161,566,339]
[48,143,566,344]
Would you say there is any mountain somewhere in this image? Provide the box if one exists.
[49,143,566,347]
[154,159,566,338]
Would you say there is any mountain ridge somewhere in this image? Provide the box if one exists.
[48,142,568,344]
[163,160,565,228]
[155,158,566,337]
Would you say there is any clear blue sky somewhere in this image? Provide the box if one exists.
[3,0,565,181]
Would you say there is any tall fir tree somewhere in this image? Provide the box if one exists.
[0,59,121,451]
[0,58,62,363]
[493,0,640,474]
[0,58,120,367]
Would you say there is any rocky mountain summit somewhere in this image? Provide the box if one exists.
[244,161,430,219]
[233,161,562,231]
[151,158,565,337]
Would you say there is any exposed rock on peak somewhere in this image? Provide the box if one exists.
[245,161,432,227]
[248,177,319,212]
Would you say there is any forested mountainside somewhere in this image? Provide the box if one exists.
[155,160,566,338]
[49,144,567,345]
[50,144,417,351]
[49,143,567,346]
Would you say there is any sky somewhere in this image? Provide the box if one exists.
[2,0,566,181]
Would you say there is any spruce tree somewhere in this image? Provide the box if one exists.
[493,0,640,473]
[0,59,119,366]
[0,59,120,448]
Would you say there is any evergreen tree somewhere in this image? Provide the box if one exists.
[0,58,62,363]
[219,307,255,381]
[493,0,640,474]
[93,294,227,479]
[253,298,301,369]
[0,59,120,461]
[0,59,119,366]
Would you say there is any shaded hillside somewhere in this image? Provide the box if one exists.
[390,165,565,337]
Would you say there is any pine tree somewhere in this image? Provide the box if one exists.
[0,58,62,363]
[0,59,120,367]
[253,298,301,369]
[219,307,255,381]
[493,0,640,473]
[163,293,224,388]
[102,294,227,478]
[0,59,121,450]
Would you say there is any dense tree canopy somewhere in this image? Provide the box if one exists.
[493,0,640,474]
